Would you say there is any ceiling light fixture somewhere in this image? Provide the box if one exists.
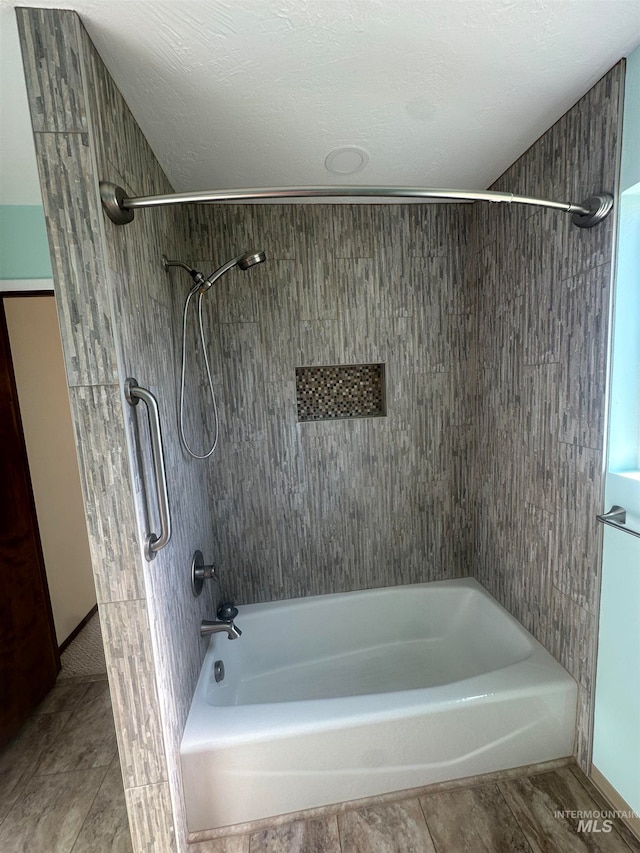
[324,146,369,175]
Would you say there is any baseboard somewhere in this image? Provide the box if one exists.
[59,604,98,654]
[590,764,640,841]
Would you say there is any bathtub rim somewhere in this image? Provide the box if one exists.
[182,577,577,750]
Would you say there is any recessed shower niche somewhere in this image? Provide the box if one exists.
[295,363,386,422]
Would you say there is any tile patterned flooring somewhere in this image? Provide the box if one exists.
[243,767,640,853]
[1,676,639,853]
[0,676,130,852]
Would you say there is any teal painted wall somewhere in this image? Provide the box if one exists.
[0,204,52,279]
[593,46,640,815]
[606,44,640,474]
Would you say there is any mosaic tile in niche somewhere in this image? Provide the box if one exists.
[295,364,386,422]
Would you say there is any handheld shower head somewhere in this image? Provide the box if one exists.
[163,249,267,293]
[200,249,267,291]
[173,247,267,461]
[237,250,266,270]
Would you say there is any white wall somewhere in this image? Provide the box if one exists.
[1,280,53,292]
[4,295,96,644]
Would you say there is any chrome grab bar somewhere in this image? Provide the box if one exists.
[125,378,172,560]
[596,505,640,539]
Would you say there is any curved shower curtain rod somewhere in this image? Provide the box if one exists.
[99,181,613,229]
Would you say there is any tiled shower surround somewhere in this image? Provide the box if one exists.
[472,64,621,769]
[18,8,622,851]
[198,201,473,602]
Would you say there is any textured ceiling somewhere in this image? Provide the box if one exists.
[2,0,640,202]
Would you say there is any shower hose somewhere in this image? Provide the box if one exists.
[179,283,219,459]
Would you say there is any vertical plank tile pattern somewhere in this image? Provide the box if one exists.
[77,20,227,846]
[68,385,145,603]
[21,11,220,852]
[472,63,622,773]
[98,600,167,789]
[32,131,118,386]
[205,201,473,603]
[564,70,621,280]
[16,8,87,132]
[548,588,598,694]
[574,684,596,773]
[556,265,611,451]
[125,782,177,853]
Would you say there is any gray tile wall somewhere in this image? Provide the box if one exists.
[196,203,473,605]
[18,8,222,852]
[471,65,623,771]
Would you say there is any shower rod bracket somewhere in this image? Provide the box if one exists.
[98,180,613,229]
[571,194,614,228]
[100,181,134,225]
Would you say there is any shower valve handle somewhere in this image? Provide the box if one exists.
[194,563,217,581]
[191,550,218,597]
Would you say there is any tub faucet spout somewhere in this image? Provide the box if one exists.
[200,619,242,640]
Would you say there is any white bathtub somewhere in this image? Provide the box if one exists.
[180,578,577,832]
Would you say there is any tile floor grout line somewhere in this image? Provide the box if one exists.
[32,681,116,778]
[67,761,112,853]
[0,711,71,823]
[32,752,118,778]
[30,685,92,768]
[494,777,536,853]
[334,811,343,853]
[0,764,113,853]
[416,793,440,853]
[30,710,81,775]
